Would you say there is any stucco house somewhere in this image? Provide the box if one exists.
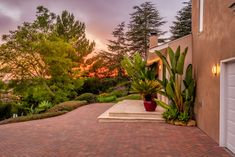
[147,0,235,153]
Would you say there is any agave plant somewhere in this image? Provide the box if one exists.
[154,46,195,118]
[35,101,53,114]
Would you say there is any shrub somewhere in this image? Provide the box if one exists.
[98,95,117,103]
[75,93,97,103]
[162,107,179,122]
[0,80,5,90]
[21,85,53,106]
[35,101,53,114]
[178,112,190,122]
[47,101,87,112]
[78,77,119,94]
[99,93,112,97]
[12,77,84,106]
[15,102,29,116]
[0,102,27,120]
[0,103,13,120]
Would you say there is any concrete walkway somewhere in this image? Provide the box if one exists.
[0,103,232,157]
[98,100,165,122]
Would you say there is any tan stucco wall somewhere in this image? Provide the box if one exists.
[192,0,235,143]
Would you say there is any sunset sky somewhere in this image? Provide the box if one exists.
[0,0,187,51]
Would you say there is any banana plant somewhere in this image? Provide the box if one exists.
[121,53,157,81]
[154,46,195,118]
[182,64,195,117]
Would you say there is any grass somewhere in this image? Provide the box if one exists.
[0,100,88,125]
[116,94,141,102]
[97,94,141,103]
[98,95,117,102]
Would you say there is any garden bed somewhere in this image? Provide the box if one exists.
[0,100,88,125]
[166,119,197,127]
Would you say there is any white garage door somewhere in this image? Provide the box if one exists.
[225,61,235,153]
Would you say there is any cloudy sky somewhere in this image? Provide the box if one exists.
[0,0,187,50]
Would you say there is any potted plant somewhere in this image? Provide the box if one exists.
[121,53,161,111]
[132,79,161,111]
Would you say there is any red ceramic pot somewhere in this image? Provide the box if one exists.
[144,100,157,111]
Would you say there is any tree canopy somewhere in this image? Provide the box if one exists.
[0,6,95,81]
[170,1,192,40]
[126,1,166,60]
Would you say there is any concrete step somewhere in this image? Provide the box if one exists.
[98,100,165,123]
[109,110,163,118]
[98,117,164,123]
[98,109,164,122]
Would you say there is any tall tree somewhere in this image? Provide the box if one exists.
[0,6,94,81]
[86,22,128,78]
[170,1,192,40]
[56,10,95,64]
[126,2,166,60]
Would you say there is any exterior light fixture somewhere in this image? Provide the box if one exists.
[212,64,220,76]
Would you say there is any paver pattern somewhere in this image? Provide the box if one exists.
[0,103,233,157]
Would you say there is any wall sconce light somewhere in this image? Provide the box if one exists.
[212,64,220,76]
[159,64,162,70]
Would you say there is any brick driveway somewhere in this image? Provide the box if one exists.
[0,103,233,157]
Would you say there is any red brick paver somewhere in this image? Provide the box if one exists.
[0,103,233,157]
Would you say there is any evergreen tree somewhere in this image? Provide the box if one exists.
[170,1,192,40]
[126,2,166,60]
[56,10,95,64]
[86,22,128,78]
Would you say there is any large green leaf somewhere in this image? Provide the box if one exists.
[174,46,181,67]
[176,47,188,75]
[157,90,168,97]
[166,82,175,99]
[187,80,195,96]
[184,64,193,87]
[155,50,173,76]
[154,98,170,109]
[167,47,176,72]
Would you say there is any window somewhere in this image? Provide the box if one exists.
[199,0,204,32]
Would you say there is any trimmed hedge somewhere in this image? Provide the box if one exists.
[0,111,67,125]
[75,93,96,103]
[47,101,87,112]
